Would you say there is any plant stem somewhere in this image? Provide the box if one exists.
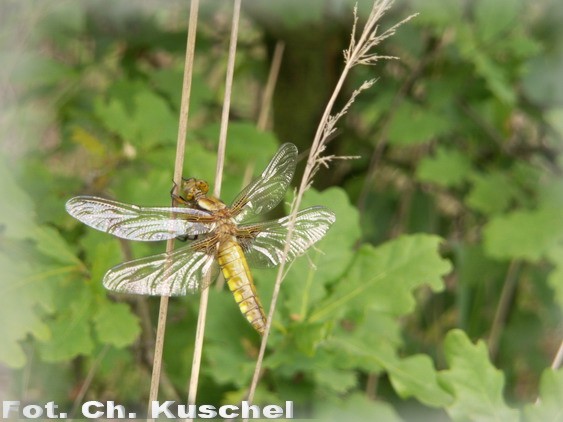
[213,0,242,198]
[534,339,563,405]
[257,41,285,131]
[245,9,356,416]
[70,346,109,419]
[245,0,409,412]
[551,340,563,370]
[488,260,521,360]
[214,40,284,296]
[147,0,200,418]
[185,0,241,415]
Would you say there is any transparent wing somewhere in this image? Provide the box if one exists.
[66,196,215,241]
[231,143,298,224]
[103,239,217,296]
[237,206,336,267]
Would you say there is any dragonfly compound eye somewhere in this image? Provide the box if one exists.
[197,180,209,194]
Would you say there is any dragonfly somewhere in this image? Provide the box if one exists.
[66,143,335,335]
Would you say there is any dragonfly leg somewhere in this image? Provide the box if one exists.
[170,180,190,206]
[176,234,199,242]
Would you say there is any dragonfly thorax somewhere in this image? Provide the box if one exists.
[177,178,227,213]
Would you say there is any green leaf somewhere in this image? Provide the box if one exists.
[203,290,259,387]
[409,0,463,30]
[0,254,51,367]
[483,207,563,261]
[457,244,507,287]
[457,25,516,104]
[93,95,132,141]
[309,234,451,322]
[389,354,454,408]
[93,86,177,147]
[0,230,77,368]
[151,69,212,116]
[243,0,325,29]
[538,179,563,210]
[387,102,453,146]
[80,229,123,289]
[314,392,404,422]
[439,329,519,422]
[313,368,357,394]
[327,322,452,407]
[466,171,518,215]
[282,187,360,322]
[33,226,82,267]
[291,322,328,356]
[328,310,453,408]
[40,314,94,362]
[474,0,522,44]
[199,122,279,165]
[70,126,107,157]
[0,155,37,239]
[326,310,401,375]
[38,283,95,361]
[416,147,473,188]
[177,142,217,186]
[93,302,141,348]
[545,108,563,140]
[523,368,563,422]
[133,90,178,146]
[9,53,75,89]
[546,245,563,311]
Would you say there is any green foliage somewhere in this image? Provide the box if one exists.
[523,368,563,422]
[93,302,141,348]
[93,87,178,147]
[310,235,450,321]
[314,392,403,421]
[1,1,561,420]
[484,207,563,261]
[416,147,473,188]
[547,246,563,310]
[439,330,519,421]
[0,254,51,367]
[387,101,453,146]
[466,171,519,215]
[282,187,360,322]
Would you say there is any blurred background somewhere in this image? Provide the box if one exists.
[1,0,562,420]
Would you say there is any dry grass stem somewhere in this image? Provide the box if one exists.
[186,0,242,414]
[551,341,563,371]
[551,341,563,370]
[213,0,242,198]
[535,339,563,404]
[245,0,411,411]
[257,41,285,131]
[488,260,521,360]
[147,0,200,418]
[345,1,417,66]
[69,346,109,418]
[186,279,210,407]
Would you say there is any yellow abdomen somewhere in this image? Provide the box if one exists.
[217,237,267,335]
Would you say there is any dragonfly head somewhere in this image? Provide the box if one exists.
[180,178,209,202]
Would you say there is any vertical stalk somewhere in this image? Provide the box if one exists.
[245,1,408,411]
[214,42,282,293]
[257,41,285,131]
[551,341,563,370]
[186,0,242,414]
[245,41,354,412]
[488,259,521,360]
[147,0,200,419]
